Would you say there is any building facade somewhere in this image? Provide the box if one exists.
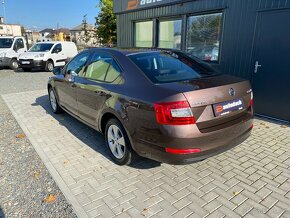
[0,24,22,36]
[70,23,99,48]
[114,0,290,122]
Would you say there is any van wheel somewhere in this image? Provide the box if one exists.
[105,118,136,165]
[45,60,54,72]
[10,59,19,70]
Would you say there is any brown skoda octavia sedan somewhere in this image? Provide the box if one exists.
[48,48,253,165]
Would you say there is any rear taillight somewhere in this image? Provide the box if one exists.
[154,101,195,125]
[250,92,253,107]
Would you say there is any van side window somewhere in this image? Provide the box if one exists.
[52,43,62,53]
[15,38,24,50]
[85,52,121,82]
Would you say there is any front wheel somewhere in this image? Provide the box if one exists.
[105,118,136,165]
[48,88,62,114]
[10,59,19,70]
[45,60,54,72]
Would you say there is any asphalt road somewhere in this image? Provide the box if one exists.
[0,69,77,217]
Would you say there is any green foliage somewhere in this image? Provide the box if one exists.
[95,0,116,45]
[81,14,90,44]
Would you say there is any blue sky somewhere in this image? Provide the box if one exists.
[2,0,100,31]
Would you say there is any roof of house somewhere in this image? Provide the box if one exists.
[39,28,54,33]
[56,28,70,35]
[71,23,95,31]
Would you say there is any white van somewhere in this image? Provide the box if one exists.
[18,41,78,72]
[0,36,27,70]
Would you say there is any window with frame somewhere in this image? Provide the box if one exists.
[186,13,223,62]
[158,19,182,49]
[15,38,24,49]
[85,53,121,82]
[52,43,62,53]
[66,52,90,76]
[135,21,153,47]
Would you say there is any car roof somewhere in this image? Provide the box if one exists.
[86,47,174,56]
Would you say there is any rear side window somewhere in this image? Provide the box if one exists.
[128,51,217,84]
[85,52,121,82]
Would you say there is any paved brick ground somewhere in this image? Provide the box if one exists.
[2,90,290,218]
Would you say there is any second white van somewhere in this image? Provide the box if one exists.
[18,41,78,72]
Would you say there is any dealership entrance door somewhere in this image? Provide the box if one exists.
[253,9,290,122]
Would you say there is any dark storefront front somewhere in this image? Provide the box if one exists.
[113,0,290,122]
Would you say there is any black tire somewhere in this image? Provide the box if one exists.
[9,59,19,70]
[45,60,54,72]
[105,118,136,165]
[48,87,63,114]
[22,68,32,72]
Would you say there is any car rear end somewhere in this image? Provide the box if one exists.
[128,50,253,164]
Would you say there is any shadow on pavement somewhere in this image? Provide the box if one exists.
[0,206,4,218]
[33,94,161,169]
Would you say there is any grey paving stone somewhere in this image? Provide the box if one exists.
[2,90,290,218]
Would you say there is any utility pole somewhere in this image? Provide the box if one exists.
[2,0,6,23]
[2,0,7,35]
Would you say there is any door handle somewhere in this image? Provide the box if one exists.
[254,61,262,73]
[95,91,111,97]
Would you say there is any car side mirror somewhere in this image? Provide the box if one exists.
[66,69,77,76]
[52,67,63,75]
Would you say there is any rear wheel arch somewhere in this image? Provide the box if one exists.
[100,111,136,150]
[100,112,119,134]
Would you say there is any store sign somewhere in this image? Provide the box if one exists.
[127,0,162,10]
[126,0,179,10]
[113,0,187,13]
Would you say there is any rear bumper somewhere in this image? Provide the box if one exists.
[132,116,253,164]
[19,59,46,69]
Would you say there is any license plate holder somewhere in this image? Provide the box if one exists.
[213,98,244,117]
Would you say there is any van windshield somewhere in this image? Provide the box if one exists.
[29,43,54,52]
[0,38,14,48]
[128,51,219,84]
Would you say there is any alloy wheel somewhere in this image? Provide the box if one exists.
[48,62,54,71]
[107,125,126,159]
[49,89,57,111]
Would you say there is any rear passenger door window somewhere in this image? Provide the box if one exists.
[85,52,121,82]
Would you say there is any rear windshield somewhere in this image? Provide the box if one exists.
[29,43,54,52]
[128,51,218,84]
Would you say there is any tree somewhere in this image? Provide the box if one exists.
[81,14,91,45]
[95,0,116,46]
